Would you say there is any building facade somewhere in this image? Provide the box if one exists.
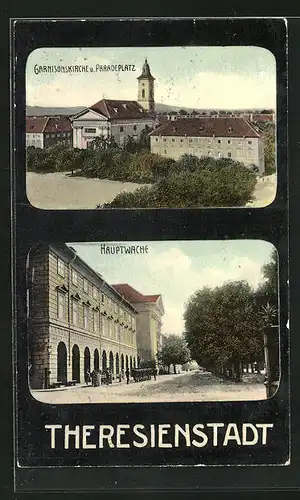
[71,59,156,149]
[71,99,154,149]
[150,117,265,174]
[112,284,164,367]
[27,244,138,389]
[26,116,73,149]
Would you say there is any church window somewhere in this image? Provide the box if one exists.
[120,126,124,132]
[217,139,221,143]
[142,89,145,98]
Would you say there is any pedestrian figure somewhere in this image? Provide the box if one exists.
[91,369,97,387]
[95,369,101,387]
[84,370,91,386]
[121,369,125,380]
[125,367,130,384]
[153,368,157,381]
[118,372,122,383]
[106,368,110,386]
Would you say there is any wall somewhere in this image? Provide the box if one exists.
[150,135,265,173]
[26,133,44,149]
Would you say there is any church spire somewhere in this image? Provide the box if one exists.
[138,58,155,80]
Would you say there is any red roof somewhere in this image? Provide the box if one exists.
[112,284,160,304]
[150,117,260,138]
[44,117,72,133]
[26,116,72,133]
[89,99,152,120]
[26,117,49,133]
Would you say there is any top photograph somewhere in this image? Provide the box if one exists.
[25,46,276,210]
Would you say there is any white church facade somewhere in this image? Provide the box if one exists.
[71,59,155,149]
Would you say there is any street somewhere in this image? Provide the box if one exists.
[32,370,267,404]
[27,171,276,210]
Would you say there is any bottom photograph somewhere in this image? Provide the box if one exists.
[27,239,279,404]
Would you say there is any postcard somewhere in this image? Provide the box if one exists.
[25,47,277,209]
[27,240,280,406]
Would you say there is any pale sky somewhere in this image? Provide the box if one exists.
[26,47,276,110]
[68,240,275,336]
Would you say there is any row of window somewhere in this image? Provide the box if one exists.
[45,132,72,138]
[157,137,253,145]
[57,257,135,324]
[57,291,135,345]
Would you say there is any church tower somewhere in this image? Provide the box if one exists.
[137,58,155,112]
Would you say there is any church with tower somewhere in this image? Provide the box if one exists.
[71,59,156,149]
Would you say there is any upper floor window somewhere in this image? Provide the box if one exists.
[101,293,105,303]
[71,299,79,325]
[93,310,98,332]
[228,140,231,144]
[120,126,124,132]
[217,139,221,144]
[57,291,66,320]
[83,278,89,293]
[93,286,98,300]
[141,89,145,98]
[228,152,232,158]
[133,125,137,131]
[248,140,253,145]
[83,305,89,329]
[71,269,78,286]
[57,258,65,277]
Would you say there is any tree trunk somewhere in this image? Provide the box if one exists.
[173,364,177,374]
[233,361,241,382]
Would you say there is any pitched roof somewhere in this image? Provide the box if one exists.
[112,284,160,304]
[89,99,152,120]
[149,117,261,138]
[26,117,49,133]
[26,116,72,133]
[44,117,72,133]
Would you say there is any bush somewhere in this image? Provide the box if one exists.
[106,164,257,208]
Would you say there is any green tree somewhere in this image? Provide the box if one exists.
[255,249,278,319]
[184,281,265,381]
[257,122,275,175]
[90,135,119,151]
[157,334,191,374]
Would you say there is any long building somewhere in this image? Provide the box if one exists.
[149,117,265,174]
[112,284,164,367]
[27,244,140,389]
